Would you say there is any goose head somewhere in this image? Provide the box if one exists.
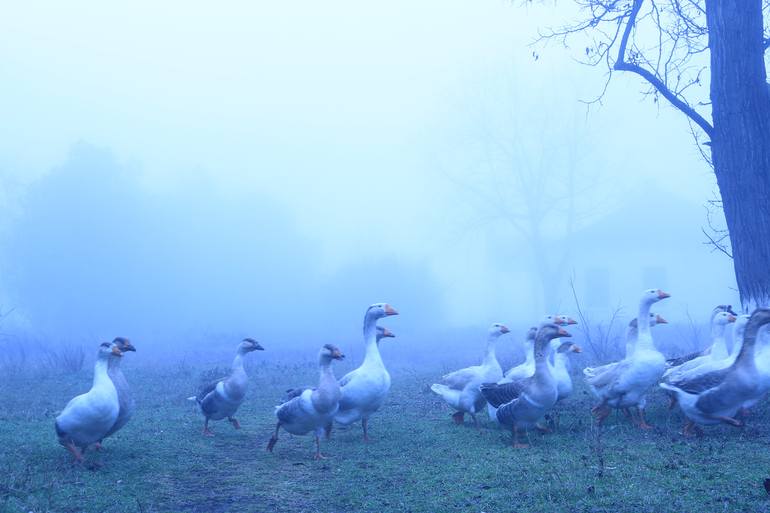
[543,314,577,326]
[238,338,265,353]
[713,310,737,328]
[112,337,136,353]
[488,323,510,338]
[629,313,667,329]
[366,303,399,321]
[376,326,395,344]
[319,343,345,363]
[733,314,751,339]
[98,341,123,360]
[556,341,582,354]
[640,288,670,306]
[535,323,571,353]
[744,308,770,344]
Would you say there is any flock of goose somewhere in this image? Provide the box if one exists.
[53,293,770,462]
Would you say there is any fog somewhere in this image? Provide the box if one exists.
[0,1,738,366]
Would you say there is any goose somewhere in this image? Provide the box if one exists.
[430,323,510,426]
[503,315,577,382]
[659,308,770,435]
[479,324,571,447]
[190,338,264,436]
[583,313,666,423]
[55,342,123,463]
[267,344,345,460]
[664,313,745,390]
[329,303,398,441]
[583,313,666,385]
[665,305,737,368]
[585,289,670,428]
[740,315,770,413]
[489,315,576,422]
[663,308,737,381]
[550,339,582,402]
[285,327,395,403]
[95,337,136,449]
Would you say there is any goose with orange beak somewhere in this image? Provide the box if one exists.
[585,289,671,429]
[55,342,123,463]
[480,324,571,447]
[95,337,136,450]
[268,344,345,460]
[431,323,510,427]
[328,303,399,442]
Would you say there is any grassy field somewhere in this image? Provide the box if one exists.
[2,359,770,513]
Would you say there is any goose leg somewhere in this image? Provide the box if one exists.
[64,441,84,464]
[451,411,465,424]
[471,413,480,429]
[592,404,611,425]
[313,434,327,460]
[202,418,214,436]
[512,428,529,449]
[266,423,281,452]
[324,422,333,439]
[637,408,653,430]
[228,417,241,430]
[362,418,370,442]
[715,415,743,427]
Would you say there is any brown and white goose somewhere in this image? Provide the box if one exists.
[660,308,770,435]
[479,324,571,447]
[267,344,345,460]
[96,337,136,449]
[190,338,264,436]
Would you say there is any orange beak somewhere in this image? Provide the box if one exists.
[728,314,737,322]
[571,345,582,353]
[111,346,123,357]
[557,328,571,337]
[384,304,399,316]
[655,314,668,324]
[383,328,395,338]
[567,317,577,325]
[500,325,510,334]
[657,290,671,299]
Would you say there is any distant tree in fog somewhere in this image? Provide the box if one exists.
[532,0,770,307]
[445,79,606,313]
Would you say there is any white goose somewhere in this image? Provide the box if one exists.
[190,338,264,436]
[585,289,670,428]
[267,344,345,460]
[664,313,743,390]
[330,303,398,441]
[431,323,509,426]
[503,315,577,382]
[663,308,737,381]
[660,308,770,435]
[55,342,123,463]
[550,339,582,402]
[583,313,666,387]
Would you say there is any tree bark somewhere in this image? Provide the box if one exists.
[706,0,770,307]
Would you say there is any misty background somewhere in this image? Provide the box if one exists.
[0,1,738,369]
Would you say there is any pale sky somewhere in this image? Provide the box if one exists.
[0,1,732,333]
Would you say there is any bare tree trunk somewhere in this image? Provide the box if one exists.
[706,0,770,307]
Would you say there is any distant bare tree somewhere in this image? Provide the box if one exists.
[444,78,609,312]
[531,0,770,307]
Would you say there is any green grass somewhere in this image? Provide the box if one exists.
[2,361,770,513]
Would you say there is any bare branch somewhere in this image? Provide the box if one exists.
[614,0,714,137]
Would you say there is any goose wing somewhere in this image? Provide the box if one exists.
[479,378,530,408]
[441,365,482,390]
